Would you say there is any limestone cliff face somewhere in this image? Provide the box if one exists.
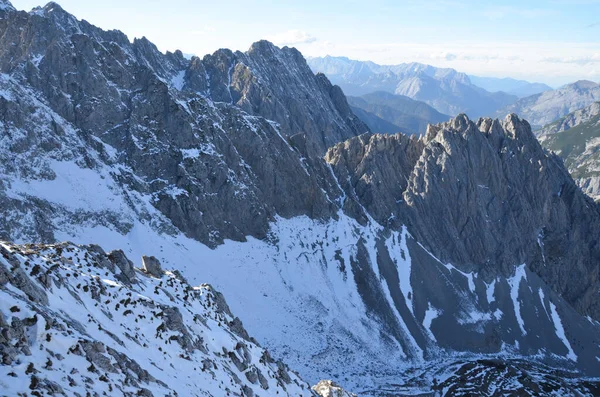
[327,114,600,320]
[0,2,366,246]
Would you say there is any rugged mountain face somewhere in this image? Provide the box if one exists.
[347,91,450,135]
[538,102,600,201]
[327,114,600,319]
[1,1,600,395]
[498,80,600,128]
[307,56,518,118]
[0,1,367,247]
[468,75,552,98]
[0,240,311,396]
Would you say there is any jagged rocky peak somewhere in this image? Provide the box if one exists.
[247,39,285,57]
[223,39,367,155]
[424,112,535,144]
[325,132,424,226]
[0,240,313,396]
[0,2,364,246]
[328,113,600,321]
[0,0,14,11]
[408,113,600,293]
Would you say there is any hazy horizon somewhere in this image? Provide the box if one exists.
[9,0,600,87]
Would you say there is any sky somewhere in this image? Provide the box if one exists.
[9,0,600,87]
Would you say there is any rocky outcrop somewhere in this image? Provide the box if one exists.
[0,240,312,396]
[312,380,357,397]
[141,255,163,277]
[325,132,424,225]
[108,250,137,283]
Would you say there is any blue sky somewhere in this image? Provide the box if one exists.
[10,0,600,86]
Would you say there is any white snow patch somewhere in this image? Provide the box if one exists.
[508,264,527,336]
[386,227,413,314]
[549,302,577,361]
[8,160,128,213]
[538,288,550,319]
[486,279,496,304]
[171,70,186,90]
[423,303,440,342]
[181,148,201,159]
[444,263,476,294]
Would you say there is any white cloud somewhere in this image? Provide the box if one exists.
[543,53,600,65]
[267,30,317,46]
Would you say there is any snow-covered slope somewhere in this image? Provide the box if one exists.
[0,240,311,396]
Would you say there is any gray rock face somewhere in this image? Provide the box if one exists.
[498,80,600,128]
[327,114,600,321]
[141,255,163,277]
[307,55,518,118]
[108,250,137,283]
[0,3,366,247]
[325,132,424,225]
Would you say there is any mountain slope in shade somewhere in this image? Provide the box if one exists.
[307,55,518,118]
[469,75,553,98]
[538,102,600,201]
[0,241,312,396]
[498,80,600,128]
[348,105,403,135]
[1,1,600,395]
[347,91,450,135]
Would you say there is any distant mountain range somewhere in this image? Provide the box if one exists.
[307,56,521,118]
[538,102,600,201]
[468,75,553,98]
[347,91,450,135]
[499,80,600,128]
